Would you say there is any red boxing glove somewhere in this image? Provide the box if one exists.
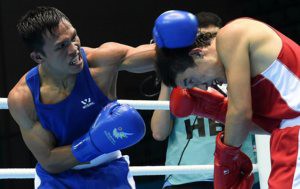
[214,132,254,189]
[170,87,273,133]
[170,87,227,122]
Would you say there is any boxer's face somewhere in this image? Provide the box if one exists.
[174,26,225,89]
[175,44,225,89]
[32,19,83,76]
[175,62,223,90]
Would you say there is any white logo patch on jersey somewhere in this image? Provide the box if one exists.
[81,98,95,109]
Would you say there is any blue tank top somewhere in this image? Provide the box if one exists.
[26,48,111,146]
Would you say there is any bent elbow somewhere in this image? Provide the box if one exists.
[152,132,168,141]
[40,162,65,174]
[150,117,170,141]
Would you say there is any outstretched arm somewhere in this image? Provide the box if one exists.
[86,42,155,73]
[120,44,156,73]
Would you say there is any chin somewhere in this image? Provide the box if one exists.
[71,61,84,74]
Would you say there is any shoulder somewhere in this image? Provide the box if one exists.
[218,18,275,42]
[222,18,262,30]
[8,75,33,107]
[83,42,132,68]
[217,18,253,41]
[8,75,36,128]
[217,18,281,58]
[84,42,130,54]
[216,18,257,61]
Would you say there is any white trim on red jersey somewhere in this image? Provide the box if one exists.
[262,59,300,112]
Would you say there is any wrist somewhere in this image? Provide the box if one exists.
[158,84,171,100]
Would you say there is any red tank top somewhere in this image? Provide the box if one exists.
[251,29,300,132]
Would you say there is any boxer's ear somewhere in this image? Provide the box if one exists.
[30,51,44,64]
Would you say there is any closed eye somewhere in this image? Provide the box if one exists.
[57,40,71,50]
[55,30,78,50]
[71,31,77,42]
[183,78,196,88]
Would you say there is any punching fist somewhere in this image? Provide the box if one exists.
[72,101,146,162]
[214,132,254,189]
[170,87,227,123]
[153,10,198,48]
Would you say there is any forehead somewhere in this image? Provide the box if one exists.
[55,19,74,35]
[43,19,74,41]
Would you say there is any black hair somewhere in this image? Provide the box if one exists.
[155,46,196,87]
[16,6,70,55]
[196,11,223,28]
[195,11,222,47]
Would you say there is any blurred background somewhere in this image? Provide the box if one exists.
[0,0,299,188]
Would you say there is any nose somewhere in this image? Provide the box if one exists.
[68,42,79,56]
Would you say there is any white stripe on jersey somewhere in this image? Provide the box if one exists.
[262,59,300,112]
[280,116,300,129]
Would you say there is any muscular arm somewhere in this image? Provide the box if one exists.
[217,22,253,147]
[8,84,79,173]
[151,83,173,141]
[86,42,156,73]
[120,43,156,73]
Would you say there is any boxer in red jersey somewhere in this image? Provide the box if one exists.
[153,10,300,189]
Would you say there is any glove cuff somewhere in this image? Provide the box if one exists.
[71,133,102,163]
[215,132,241,160]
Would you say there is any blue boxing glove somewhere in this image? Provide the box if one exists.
[153,10,198,48]
[72,101,145,162]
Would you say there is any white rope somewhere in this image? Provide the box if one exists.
[0,165,259,179]
[0,98,8,109]
[118,99,169,110]
[0,98,169,110]
[130,165,259,176]
[0,169,35,179]
[0,97,270,189]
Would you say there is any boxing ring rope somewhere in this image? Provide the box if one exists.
[0,98,169,110]
[0,165,259,179]
[0,97,270,189]
[0,98,8,109]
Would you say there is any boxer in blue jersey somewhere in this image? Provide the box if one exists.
[8,6,155,189]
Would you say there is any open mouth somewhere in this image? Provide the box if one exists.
[69,53,82,66]
[199,79,223,90]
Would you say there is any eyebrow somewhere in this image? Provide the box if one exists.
[54,40,66,49]
[54,29,77,48]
